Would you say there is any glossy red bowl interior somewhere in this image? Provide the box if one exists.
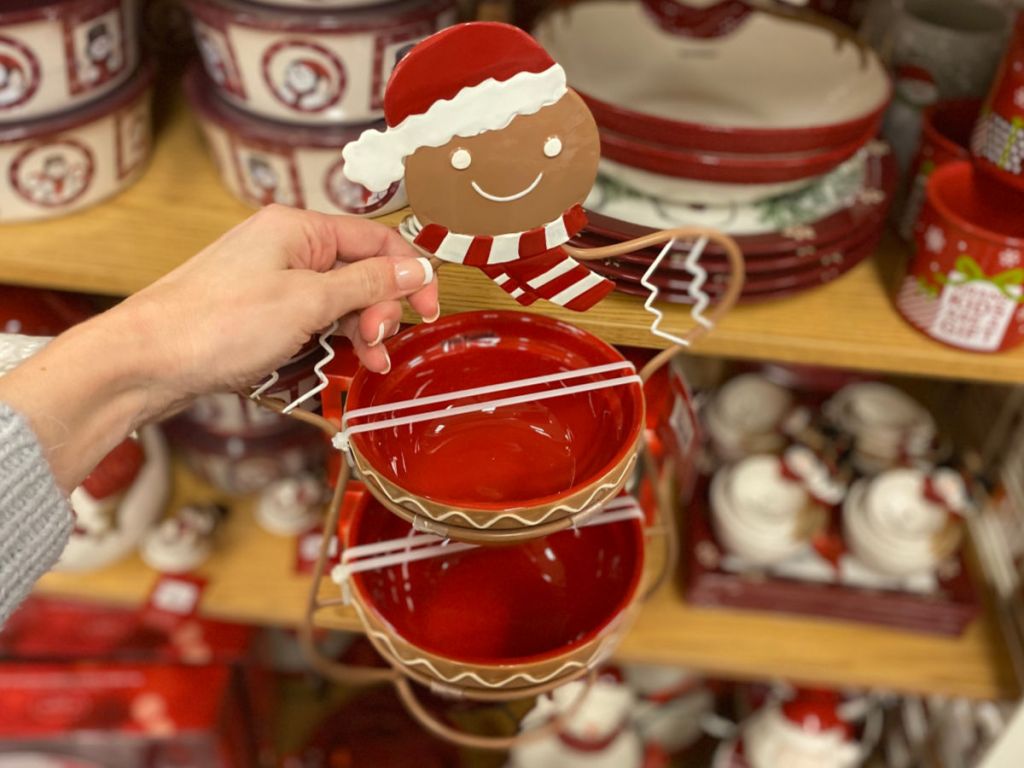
[348,495,644,664]
[929,161,1024,243]
[599,125,872,183]
[346,311,644,510]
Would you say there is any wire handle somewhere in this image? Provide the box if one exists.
[393,671,596,751]
[565,225,746,382]
[335,362,641,451]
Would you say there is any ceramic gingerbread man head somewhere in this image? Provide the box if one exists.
[343,22,614,312]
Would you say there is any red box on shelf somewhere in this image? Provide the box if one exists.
[684,480,980,636]
[0,597,259,665]
[0,662,259,767]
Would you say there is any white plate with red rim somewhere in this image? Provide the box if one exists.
[534,0,890,154]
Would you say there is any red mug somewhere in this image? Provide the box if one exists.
[972,13,1024,193]
[899,99,980,240]
[897,161,1024,353]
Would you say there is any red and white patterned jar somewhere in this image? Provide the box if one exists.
[0,63,153,223]
[0,0,140,124]
[972,13,1024,194]
[183,0,457,126]
[898,161,1024,353]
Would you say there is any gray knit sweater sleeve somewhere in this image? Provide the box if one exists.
[0,334,72,624]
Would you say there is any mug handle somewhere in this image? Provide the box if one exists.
[393,671,596,751]
[566,226,745,382]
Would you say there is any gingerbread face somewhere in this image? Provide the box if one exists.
[404,90,599,236]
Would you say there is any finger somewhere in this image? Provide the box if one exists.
[260,206,421,272]
[406,279,440,323]
[310,255,433,326]
[357,301,403,347]
[338,314,391,374]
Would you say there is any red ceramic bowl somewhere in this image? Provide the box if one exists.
[348,494,644,668]
[599,124,873,184]
[345,311,645,515]
[899,99,980,239]
[971,14,1024,193]
[584,142,896,257]
[899,161,1024,353]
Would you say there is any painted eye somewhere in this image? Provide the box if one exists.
[543,136,563,158]
[450,148,472,170]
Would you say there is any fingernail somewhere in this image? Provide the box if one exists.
[395,257,433,291]
[379,347,391,375]
[368,321,386,347]
[424,306,441,323]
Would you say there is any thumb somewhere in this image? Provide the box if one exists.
[308,255,434,325]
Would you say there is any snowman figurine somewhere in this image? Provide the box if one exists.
[255,472,326,536]
[343,23,740,317]
[140,503,224,574]
[716,688,863,768]
[622,663,715,756]
[507,675,667,768]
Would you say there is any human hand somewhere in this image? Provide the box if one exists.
[0,206,438,490]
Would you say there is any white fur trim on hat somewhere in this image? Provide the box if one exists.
[342,64,567,193]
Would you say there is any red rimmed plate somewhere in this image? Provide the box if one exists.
[533,0,890,154]
[599,124,873,184]
[344,311,645,536]
[345,493,645,693]
[584,143,896,256]
[595,231,880,303]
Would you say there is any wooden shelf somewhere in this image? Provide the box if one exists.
[313,575,1017,702]
[1,90,1024,383]
[33,462,1015,700]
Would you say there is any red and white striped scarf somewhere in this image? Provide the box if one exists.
[402,205,614,312]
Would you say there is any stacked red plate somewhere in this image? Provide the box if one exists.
[534,0,891,206]
[578,141,896,303]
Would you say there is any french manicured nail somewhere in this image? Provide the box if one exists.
[395,257,433,290]
[424,306,441,323]
[368,321,386,347]
[379,347,391,375]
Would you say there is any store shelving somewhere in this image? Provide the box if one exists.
[3,90,1024,384]
[12,87,1020,703]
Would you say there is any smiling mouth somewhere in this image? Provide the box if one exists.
[471,173,543,203]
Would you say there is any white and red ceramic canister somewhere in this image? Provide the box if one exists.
[0,63,153,223]
[0,0,140,124]
[184,0,457,126]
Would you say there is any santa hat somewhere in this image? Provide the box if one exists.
[0,54,22,75]
[342,22,568,193]
[288,58,330,82]
[780,689,854,740]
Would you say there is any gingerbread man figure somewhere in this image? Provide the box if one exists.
[343,23,619,312]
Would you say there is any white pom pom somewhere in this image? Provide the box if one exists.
[341,128,407,193]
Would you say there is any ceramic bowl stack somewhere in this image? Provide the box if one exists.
[704,373,797,462]
[0,0,154,223]
[534,1,893,303]
[183,0,456,215]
